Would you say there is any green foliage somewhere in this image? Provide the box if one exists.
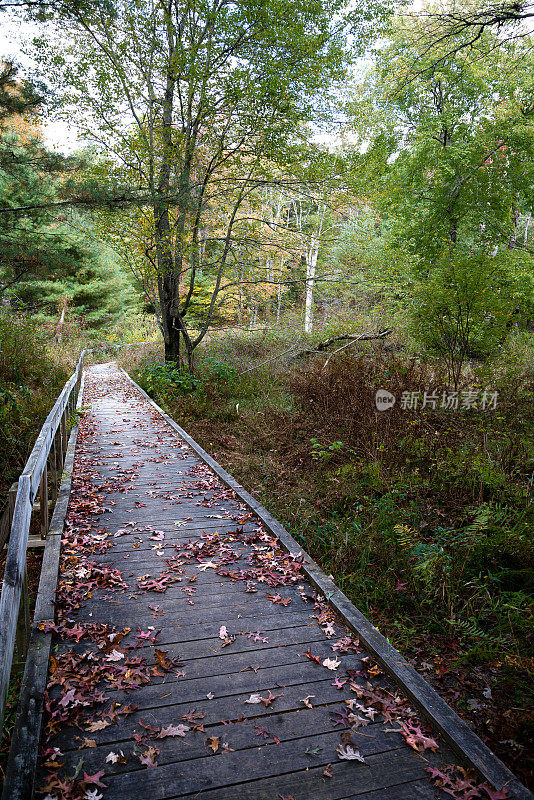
[410,251,534,384]
[309,438,345,461]
[0,311,68,494]
[0,126,132,327]
[349,16,534,260]
[14,226,136,329]
[0,60,43,124]
[137,360,196,397]
[324,208,416,312]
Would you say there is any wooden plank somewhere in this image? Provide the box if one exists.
[52,673,359,752]
[1,376,83,800]
[53,659,364,716]
[125,370,533,800]
[188,770,437,800]
[61,635,358,689]
[79,733,426,800]
[52,710,403,778]
[73,596,316,630]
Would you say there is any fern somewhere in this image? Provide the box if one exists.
[447,616,509,645]
[394,524,418,551]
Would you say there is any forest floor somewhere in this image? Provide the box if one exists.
[123,336,534,790]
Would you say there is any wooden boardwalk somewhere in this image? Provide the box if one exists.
[9,364,530,800]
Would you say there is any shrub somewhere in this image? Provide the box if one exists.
[410,251,534,387]
[0,312,68,496]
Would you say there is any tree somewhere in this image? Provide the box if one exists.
[34,0,388,367]
[410,251,534,387]
[0,65,86,296]
[0,62,133,329]
[349,16,534,263]
[13,223,135,330]
[405,2,534,75]
[0,60,43,124]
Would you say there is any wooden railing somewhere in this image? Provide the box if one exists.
[0,351,85,732]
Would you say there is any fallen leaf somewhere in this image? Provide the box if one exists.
[332,677,347,689]
[139,745,159,768]
[86,720,110,732]
[106,649,125,662]
[197,561,218,571]
[323,622,336,637]
[260,690,282,707]
[82,770,107,788]
[84,791,103,800]
[322,657,341,670]
[244,693,263,704]
[157,724,190,738]
[301,695,315,708]
[79,738,97,749]
[207,736,220,753]
[336,744,366,762]
[304,651,321,664]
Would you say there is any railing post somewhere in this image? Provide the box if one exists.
[39,468,49,540]
[55,424,64,480]
[60,407,68,458]
[11,483,30,660]
[0,475,32,729]
[49,441,58,501]
[0,482,18,551]
[8,481,17,525]
[14,569,30,662]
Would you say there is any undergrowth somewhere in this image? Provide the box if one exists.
[0,312,69,500]
[125,334,534,786]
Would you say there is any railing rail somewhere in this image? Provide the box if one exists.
[0,350,86,731]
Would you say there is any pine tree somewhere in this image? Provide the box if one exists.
[0,63,134,329]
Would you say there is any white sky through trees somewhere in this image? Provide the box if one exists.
[0,12,80,151]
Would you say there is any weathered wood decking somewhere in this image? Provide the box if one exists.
[4,364,531,800]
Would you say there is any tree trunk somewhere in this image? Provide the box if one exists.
[524,212,531,245]
[164,325,181,363]
[508,207,519,249]
[304,236,319,334]
[55,297,67,344]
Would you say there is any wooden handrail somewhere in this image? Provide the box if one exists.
[0,350,86,731]
[0,341,152,732]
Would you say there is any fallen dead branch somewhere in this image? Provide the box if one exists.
[291,329,392,360]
